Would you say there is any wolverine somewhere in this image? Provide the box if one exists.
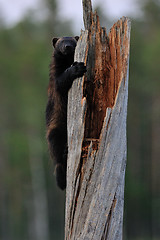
[46,36,86,190]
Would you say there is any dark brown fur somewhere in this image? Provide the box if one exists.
[46,37,86,190]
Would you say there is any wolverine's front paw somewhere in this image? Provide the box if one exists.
[72,62,87,78]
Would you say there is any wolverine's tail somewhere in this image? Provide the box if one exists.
[55,163,66,190]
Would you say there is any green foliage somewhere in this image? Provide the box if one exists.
[125,1,160,239]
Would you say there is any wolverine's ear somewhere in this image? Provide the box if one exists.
[75,36,79,41]
[52,37,59,47]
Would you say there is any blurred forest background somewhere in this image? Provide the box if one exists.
[0,0,160,239]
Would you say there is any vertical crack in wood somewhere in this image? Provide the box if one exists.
[68,173,80,235]
[101,194,117,240]
[69,141,98,236]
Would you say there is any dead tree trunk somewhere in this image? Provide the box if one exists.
[65,0,131,239]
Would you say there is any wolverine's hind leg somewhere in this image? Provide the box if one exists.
[47,127,67,190]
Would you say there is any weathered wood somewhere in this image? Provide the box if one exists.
[65,1,131,239]
[83,0,92,30]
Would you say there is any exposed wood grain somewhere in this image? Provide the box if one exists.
[83,0,93,30]
[65,3,131,239]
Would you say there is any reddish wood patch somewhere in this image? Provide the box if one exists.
[83,14,130,142]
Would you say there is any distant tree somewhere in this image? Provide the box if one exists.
[0,0,74,239]
[125,0,160,239]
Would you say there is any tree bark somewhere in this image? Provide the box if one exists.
[65,1,131,239]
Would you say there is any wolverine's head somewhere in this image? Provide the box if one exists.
[52,36,79,56]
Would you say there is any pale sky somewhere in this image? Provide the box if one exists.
[0,0,141,31]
